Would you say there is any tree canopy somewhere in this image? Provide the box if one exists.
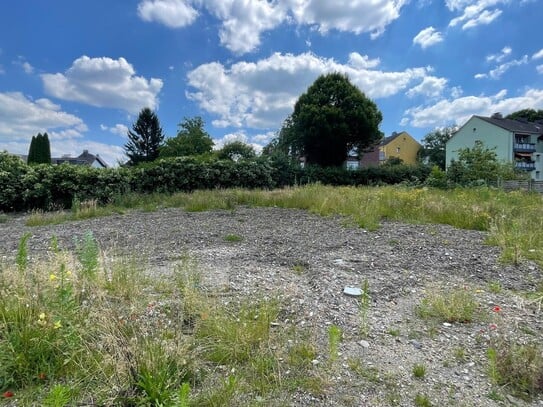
[417,127,455,170]
[216,141,256,161]
[505,109,543,122]
[160,116,214,158]
[27,132,51,165]
[124,108,164,165]
[277,73,383,167]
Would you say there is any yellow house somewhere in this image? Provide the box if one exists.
[381,131,421,164]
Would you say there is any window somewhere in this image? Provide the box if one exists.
[396,147,400,153]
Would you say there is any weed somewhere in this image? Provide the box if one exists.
[223,233,243,242]
[75,231,100,280]
[453,346,467,363]
[43,384,74,407]
[346,358,380,382]
[417,286,480,323]
[387,328,400,337]
[16,232,31,273]
[487,339,543,399]
[413,363,427,378]
[487,280,502,294]
[0,213,7,223]
[414,393,432,407]
[359,279,371,337]
[327,325,342,365]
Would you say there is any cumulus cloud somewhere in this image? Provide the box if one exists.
[187,51,432,129]
[533,49,543,60]
[138,0,198,28]
[475,55,528,80]
[41,56,163,113]
[212,130,266,153]
[0,92,131,164]
[138,0,408,54]
[413,27,443,49]
[448,0,507,30]
[101,123,129,137]
[402,88,543,127]
[290,0,407,39]
[406,76,447,98]
[486,46,511,63]
[0,92,86,142]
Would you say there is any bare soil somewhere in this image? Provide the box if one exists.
[1,207,542,406]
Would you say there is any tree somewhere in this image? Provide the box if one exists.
[216,141,256,161]
[447,141,518,185]
[27,132,51,164]
[124,107,164,165]
[417,127,455,170]
[279,73,383,167]
[505,109,543,122]
[160,116,214,158]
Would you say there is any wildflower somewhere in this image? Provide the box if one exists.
[475,289,484,294]
[492,305,501,313]
[66,270,72,277]
[39,313,46,320]
[49,274,57,281]
[54,320,62,329]
[38,372,46,380]
[37,313,47,326]
[2,391,14,398]
[489,323,498,330]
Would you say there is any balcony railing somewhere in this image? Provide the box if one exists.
[514,142,536,152]
[515,161,536,171]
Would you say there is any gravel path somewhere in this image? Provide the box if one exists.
[1,207,542,406]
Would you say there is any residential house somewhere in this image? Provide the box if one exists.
[53,150,109,168]
[358,131,421,167]
[446,114,543,180]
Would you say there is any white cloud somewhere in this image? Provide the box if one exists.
[406,76,447,98]
[413,27,443,49]
[213,130,266,153]
[0,92,86,142]
[138,0,198,28]
[41,56,163,113]
[139,0,408,54]
[448,0,506,30]
[290,0,408,39]
[187,51,432,129]
[532,49,543,60]
[475,55,529,79]
[101,123,129,137]
[537,65,543,74]
[486,46,511,63]
[402,88,543,127]
[22,62,34,74]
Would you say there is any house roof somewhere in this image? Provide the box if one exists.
[77,150,109,167]
[475,115,543,134]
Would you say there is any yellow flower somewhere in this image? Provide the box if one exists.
[54,320,62,329]
[39,312,46,320]
[49,274,57,281]
[475,289,484,294]
[66,270,72,277]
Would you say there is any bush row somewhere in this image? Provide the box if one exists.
[0,152,430,212]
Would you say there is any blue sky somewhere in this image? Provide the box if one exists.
[0,0,542,166]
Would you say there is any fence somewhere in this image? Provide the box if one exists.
[497,179,543,193]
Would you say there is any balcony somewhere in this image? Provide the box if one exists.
[515,161,536,171]
[514,142,536,153]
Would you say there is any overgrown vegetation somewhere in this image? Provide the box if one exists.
[0,234,326,405]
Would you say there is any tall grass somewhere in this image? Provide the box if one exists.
[0,234,324,405]
[21,185,543,266]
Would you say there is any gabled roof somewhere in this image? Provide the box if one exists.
[475,115,543,134]
[77,150,109,167]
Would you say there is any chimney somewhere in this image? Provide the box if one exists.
[491,112,503,119]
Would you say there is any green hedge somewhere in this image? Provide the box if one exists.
[0,151,430,212]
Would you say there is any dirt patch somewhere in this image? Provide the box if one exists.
[1,207,542,406]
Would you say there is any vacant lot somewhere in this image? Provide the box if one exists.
[1,206,542,406]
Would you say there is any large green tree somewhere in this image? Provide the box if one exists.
[124,107,164,165]
[27,132,51,165]
[216,141,256,161]
[417,127,455,170]
[279,73,383,167]
[160,116,214,158]
[505,109,543,122]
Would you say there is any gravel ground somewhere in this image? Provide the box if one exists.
[1,207,542,406]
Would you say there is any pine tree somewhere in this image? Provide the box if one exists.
[124,108,165,165]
